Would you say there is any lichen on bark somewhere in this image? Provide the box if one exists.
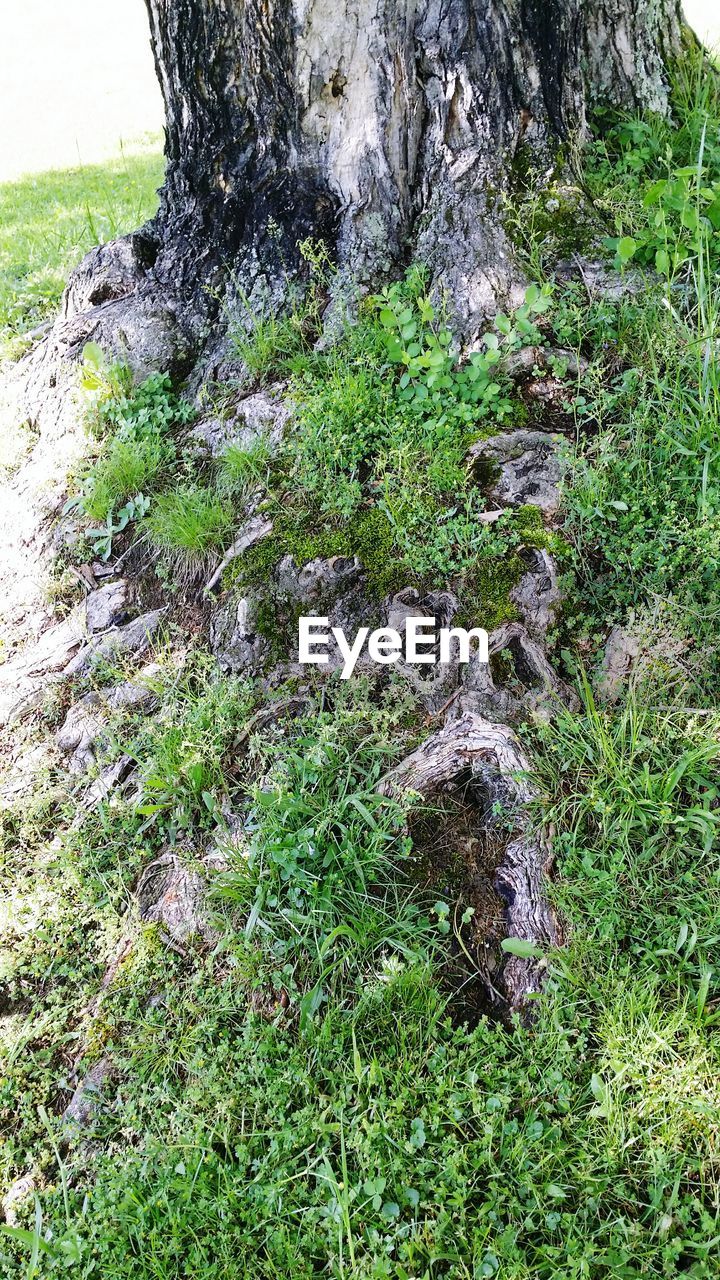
[141,0,684,340]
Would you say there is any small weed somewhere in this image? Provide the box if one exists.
[70,366,193,531]
[215,682,429,1018]
[78,437,169,523]
[217,433,274,500]
[230,308,311,380]
[127,655,256,832]
[85,492,151,562]
[65,363,198,565]
[586,48,720,284]
[245,269,556,596]
[146,485,234,578]
[228,237,333,380]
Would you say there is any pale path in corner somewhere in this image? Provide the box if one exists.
[684,0,720,50]
[0,0,164,182]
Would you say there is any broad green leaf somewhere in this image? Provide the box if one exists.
[681,206,698,231]
[82,340,105,370]
[500,937,544,959]
[617,236,637,265]
[655,247,670,275]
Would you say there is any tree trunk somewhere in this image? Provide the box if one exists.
[141,0,685,339]
[0,0,692,1016]
[6,0,688,437]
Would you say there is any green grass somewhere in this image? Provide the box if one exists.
[4,48,720,1280]
[65,366,194,561]
[3,675,720,1277]
[129,655,256,832]
[230,306,315,380]
[217,435,274,500]
[547,54,720,698]
[80,432,173,522]
[220,264,551,621]
[0,143,164,355]
[146,485,234,574]
[226,237,333,379]
[78,370,191,521]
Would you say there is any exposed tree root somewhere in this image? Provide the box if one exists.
[380,708,559,1015]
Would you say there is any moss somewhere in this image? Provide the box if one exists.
[455,553,523,632]
[511,503,553,550]
[506,505,569,561]
[223,503,413,670]
[226,503,410,601]
[533,193,593,257]
[351,508,408,598]
[254,596,282,642]
[503,169,601,266]
[469,455,501,491]
[510,142,541,195]
[489,645,515,687]
[226,491,532,652]
[253,595,306,666]
[229,529,285,588]
[513,503,545,535]
[509,398,530,427]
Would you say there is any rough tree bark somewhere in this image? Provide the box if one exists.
[5,0,689,436]
[139,0,685,341]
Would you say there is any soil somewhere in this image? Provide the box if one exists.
[408,767,510,1021]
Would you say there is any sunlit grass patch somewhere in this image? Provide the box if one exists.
[0,143,164,355]
[146,485,234,578]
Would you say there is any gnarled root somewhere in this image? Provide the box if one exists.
[380,709,558,1015]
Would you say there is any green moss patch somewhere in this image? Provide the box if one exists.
[227,504,410,602]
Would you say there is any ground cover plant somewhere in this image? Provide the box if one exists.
[2,49,720,1280]
[63,359,197,564]
[220,262,557,637]
[555,59,720,699]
